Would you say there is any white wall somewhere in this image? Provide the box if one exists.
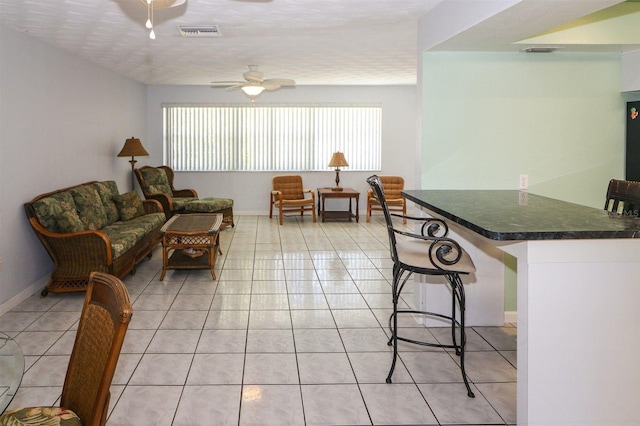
[0,26,147,307]
[622,50,640,93]
[145,85,418,214]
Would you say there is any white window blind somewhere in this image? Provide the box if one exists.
[163,104,382,172]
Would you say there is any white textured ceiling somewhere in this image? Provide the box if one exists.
[0,0,634,86]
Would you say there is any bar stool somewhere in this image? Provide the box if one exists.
[366,175,476,398]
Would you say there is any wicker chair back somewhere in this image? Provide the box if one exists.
[62,272,133,425]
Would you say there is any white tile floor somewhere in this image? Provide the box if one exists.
[1,214,517,425]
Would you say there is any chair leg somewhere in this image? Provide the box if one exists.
[386,266,402,383]
[366,202,371,222]
[448,273,475,398]
[279,204,284,225]
[311,205,317,223]
[269,197,273,219]
[402,201,407,224]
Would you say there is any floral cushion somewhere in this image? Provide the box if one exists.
[0,406,82,425]
[32,192,85,233]
[184,197,234,212]
[92,181,121,225]
[70,186,108,230]
[173,197,198,211]
[113,191,145,221]
[140,168,172,195]
[102,212,165,259]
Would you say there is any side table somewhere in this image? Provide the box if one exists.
[317,188,360,222]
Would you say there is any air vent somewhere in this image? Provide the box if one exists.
[520,47,559,53]
[178,25,222,38]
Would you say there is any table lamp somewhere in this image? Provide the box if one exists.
[117,137,149,191]
[328,152,348,191]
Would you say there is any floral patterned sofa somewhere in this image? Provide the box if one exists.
[24,181,166,296]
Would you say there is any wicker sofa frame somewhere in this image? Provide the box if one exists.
[25,181,164,297]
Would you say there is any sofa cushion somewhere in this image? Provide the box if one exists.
[92,181,120,225]
[113,191,145,221]
[140,168,172,195]
[69,185,108,230]
[102,212,165,259]
[32,192,85,233]
[173,197,198,211]
[185,197,234,212]
[0,406,81,426]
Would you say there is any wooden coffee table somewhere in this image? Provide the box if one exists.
[160,213,223,280]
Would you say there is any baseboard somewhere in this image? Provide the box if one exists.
[0,278,46,317]
[504,311,517,324]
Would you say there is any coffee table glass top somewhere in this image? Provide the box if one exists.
[161,213,222,234]
[0,333,24,414]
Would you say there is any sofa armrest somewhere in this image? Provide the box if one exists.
[144,193,175,215]
[143,199,163,214]
[173,188,198,198]
[28,217,114,270]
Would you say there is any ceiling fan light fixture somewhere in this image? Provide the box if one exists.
[139,0,186,40]
[242,85,266,97]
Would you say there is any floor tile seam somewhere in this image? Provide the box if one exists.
[287,307,311,426]
[444,377,512,426]
[332,316,376,426]
[412,381,451,426]
[469,327,518,355]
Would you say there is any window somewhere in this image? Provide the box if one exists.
[163,104,382,172]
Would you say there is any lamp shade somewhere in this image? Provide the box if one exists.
[117,137,149,158]
[328,152,348,168]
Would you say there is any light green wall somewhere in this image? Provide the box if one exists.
[421,52,625,311]
[421,52,625,208]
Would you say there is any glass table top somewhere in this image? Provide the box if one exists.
[0,333,24,414]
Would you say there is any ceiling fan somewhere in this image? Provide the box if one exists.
[210,65,296,100]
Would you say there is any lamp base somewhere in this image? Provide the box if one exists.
[331,186,344,191]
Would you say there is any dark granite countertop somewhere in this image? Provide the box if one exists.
[403,190,640,241]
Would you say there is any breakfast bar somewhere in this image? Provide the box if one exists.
[403,189,640,426]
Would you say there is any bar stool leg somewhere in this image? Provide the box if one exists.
[386,266,401,383]
[450,273,475,398]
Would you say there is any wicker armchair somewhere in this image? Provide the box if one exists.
[270,175,317,225]
[0,272,132,426]
[366,175,407,224]
[135,165,234,227]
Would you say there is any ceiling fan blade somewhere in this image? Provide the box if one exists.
[210,80,245,86]
[225,84,245,91]
[261,82,281,91]
[264,78,295,87]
